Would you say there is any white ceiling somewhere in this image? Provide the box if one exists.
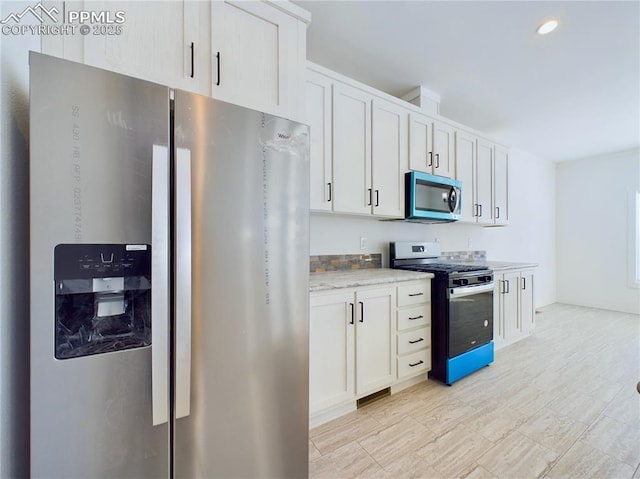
[295,0,640,162]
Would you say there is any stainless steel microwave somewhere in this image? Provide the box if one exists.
[405,171,462,222]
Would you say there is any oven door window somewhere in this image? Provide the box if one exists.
[448,288,493,357]
[415,180,457,214]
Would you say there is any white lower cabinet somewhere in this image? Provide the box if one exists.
[494,269,535,349]
[309,291,355,415]
[309,285,395,419]
[309,279,431,425]
[355,287,396,394]
[396,281,431,379]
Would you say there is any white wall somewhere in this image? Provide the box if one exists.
[556,148,640,314]
[311,148,557,308]
[0,2,39,475]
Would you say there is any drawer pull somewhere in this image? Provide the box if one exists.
[409,360,424,367]
[408,315,424,320]
[408,292,423,297]
[408,338,424,344]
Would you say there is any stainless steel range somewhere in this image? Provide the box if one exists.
[390,242,494,385]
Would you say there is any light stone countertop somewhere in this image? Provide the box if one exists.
[309,268,433,292]
[470,261,539,272]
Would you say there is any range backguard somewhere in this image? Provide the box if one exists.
[54,244,151,359]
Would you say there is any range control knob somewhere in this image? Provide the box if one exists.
[453,278,469,286]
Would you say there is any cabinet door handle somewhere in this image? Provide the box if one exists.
[327,182,332,202]
[190,42,195,78]
[408,315,424,320]
[409,338,424,344]
[500,280,506,294]
[359,301,364,322]
[409,360,424,367]
[478,204,483,217]
[428,151,433,167]
[367,188,372,206]
[215,51,221,86]
[408,292,423,297]
[375,189,379,207]
[435,153,440,169]
[495,206,500,219]
[505,280,510,294]
[521,277,526,290]
[349,303,354,325]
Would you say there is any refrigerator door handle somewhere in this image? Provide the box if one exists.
[175,147,192,419]
[152,144,170,426]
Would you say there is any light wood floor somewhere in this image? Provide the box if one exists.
[309,303,640,479]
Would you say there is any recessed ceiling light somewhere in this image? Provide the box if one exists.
[536,19,559,35]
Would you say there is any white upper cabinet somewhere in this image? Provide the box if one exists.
[432,121,455,177]
[306,70,333,212]
[308,68,405,218]
[42,1,310,116]
[494,145,509,225]
[306,63,512,224]
[454,130,477,223]
[456,132,509,226]
[332,82,372,215]
[476,138,495,225]
[43,1,211,95]
[409,113,455,178]
[408,113,432,173]
[211,1,308,119]
[371,98,407,218]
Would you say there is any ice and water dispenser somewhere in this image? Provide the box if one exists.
[54,244,152,359]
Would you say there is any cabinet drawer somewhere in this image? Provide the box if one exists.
[397,282,430,307]
[397,327,430,355]
[397,305,430,331]
[397,349,431,379]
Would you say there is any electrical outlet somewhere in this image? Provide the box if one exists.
[360,236,367,250]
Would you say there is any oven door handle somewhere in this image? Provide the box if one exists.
[450,282,494,298]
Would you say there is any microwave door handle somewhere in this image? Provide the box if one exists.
[175,147,192,419]
[151,145,170,426]
[448,187,458,213]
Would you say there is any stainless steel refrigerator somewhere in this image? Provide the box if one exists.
[29,52,310,478]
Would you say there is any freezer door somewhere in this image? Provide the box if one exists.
[29,53,170,477]
[173,92,310,478]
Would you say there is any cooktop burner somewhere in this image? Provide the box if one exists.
[395,263,488,274]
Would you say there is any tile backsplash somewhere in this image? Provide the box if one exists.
[440,250,487,262]
[310,254,382,273]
